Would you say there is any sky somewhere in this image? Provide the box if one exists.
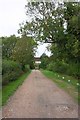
[0,0,51,57]
[0,0,27,36]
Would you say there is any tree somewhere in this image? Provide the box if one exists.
[40,53,49,69]
[18,2,80,78]
[19,2,68,61]
[23,2,80,62]
[63,2,80,63]
[2,35,18,59]
[12,36,36,70]
[19,2,65,43]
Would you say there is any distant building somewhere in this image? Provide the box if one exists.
[34,57,41,69]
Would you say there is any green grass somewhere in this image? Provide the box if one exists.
[41,69,80,103]
[2,71,31,106]
[0,89,2,107]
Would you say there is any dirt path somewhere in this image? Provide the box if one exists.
[2,70,78,118]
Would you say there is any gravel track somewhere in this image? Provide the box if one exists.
[2,70,78,118]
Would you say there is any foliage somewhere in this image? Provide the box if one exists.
[2,35,18,59]
[23,2,80,79]
[47,61,68,73]
[2,34,36,87]
[63,3,80,63]
[2,59,23,85]
[39,53,49,69]
[19,2,64,43]
[47,60,80,79]
[1,2,80,85]
[12,36,36,70]
[24,64,30,72]
[66,62,80,79]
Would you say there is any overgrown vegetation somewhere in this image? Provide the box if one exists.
[2,59,23,85]
[2,35,36,86]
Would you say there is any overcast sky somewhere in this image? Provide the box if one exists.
[0,0,51,57]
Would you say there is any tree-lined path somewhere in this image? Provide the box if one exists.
[2,70,78,118]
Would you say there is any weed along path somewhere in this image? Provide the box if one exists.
[2,70,78,118]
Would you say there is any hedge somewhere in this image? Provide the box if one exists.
[47,61,80,79]
[24,64,30,72]
[2,59,23,85]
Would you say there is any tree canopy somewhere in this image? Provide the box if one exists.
[19,2,80,64]
[18,2,80,78]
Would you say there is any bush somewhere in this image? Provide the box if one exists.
[47,61,68,74]
[67,62,80,79]
[47,61,80,79]
[2,59,23,85]
[24,64,30,72]
[47,62,54,71]
[54,62,68,74]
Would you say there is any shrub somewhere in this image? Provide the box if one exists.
[47,61,80,79]
[47,62,54,71]
[47,61,68,74]
[24,64,30,72]
[55,61,68,74]
[67,62,80,79]
[2,59,23,85]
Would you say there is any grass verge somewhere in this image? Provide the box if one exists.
[41,69,80,103]
[2,71,31,106]
[0,89,2,107]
